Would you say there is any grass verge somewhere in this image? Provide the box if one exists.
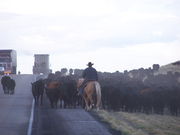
[93,110,180,135]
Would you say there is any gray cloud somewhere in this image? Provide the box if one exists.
[0,0,180,73]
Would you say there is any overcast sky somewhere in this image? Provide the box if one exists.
[0,0,180,74]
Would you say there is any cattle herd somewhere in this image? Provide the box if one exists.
[32,73,82,109]
[98,71,180,116]
[30,67,180,116]
[1,65,179,116]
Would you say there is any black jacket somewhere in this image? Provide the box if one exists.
[82,67,98,81]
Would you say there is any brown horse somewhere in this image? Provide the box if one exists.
[77,78,102,111]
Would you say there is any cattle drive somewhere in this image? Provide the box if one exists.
[32,74,98,110]
[31,76,101,110]
[30,62,101,111]
[1,75,16,95]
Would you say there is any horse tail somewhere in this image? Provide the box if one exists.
[94,81,101,109]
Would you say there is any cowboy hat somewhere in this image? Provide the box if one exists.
[87,62,94,66]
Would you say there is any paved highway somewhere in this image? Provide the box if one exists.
[32,98,112,135]
[0,74,36,135]
[0,75,113,135]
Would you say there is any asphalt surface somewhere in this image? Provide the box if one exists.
[0,74,36,135]
[32,95,112,135]
[0,75,112,135]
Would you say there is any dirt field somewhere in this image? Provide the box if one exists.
[96,110,180,135]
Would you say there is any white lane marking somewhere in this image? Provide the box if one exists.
[27,75,37,135]
[27,99,35,135]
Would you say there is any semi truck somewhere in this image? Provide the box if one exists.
[0,50,17,75]
[33,54,50,75]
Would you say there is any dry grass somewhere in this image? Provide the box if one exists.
[96,110,180,135]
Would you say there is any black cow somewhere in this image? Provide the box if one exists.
[1,76,16,94]
[45,80,61,108]
[8,79,16,94]
[60,76,78,108]
[31,79,44,106]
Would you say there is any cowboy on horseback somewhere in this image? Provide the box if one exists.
[78,62,98,95]
[77,62,101,110]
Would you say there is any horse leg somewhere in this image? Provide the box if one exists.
[89,95,95,109]
[83,96,90,111]
[94,82,101,110]
[85,91,94,110]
